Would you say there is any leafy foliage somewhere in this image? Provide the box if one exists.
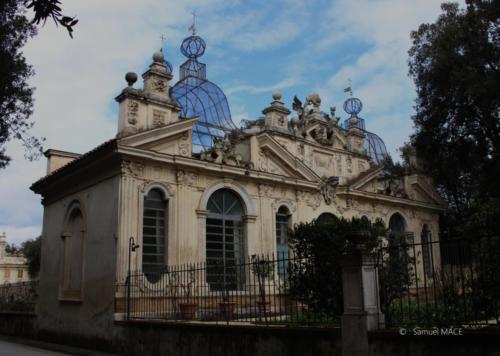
[408,1,500,232]
[378,233,415,326]
[21,236,41,278]
[288,216,385,316]
[0,0,76,169]
[0,0,42,168]
[26,0,78,38]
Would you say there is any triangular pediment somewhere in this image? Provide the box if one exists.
[348,166,384,191]
[118,118,198,156]
[347,167,444,207]
[257,133,321,181]
[407,175,444,206]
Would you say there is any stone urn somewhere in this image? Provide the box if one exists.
[219,301,236,320]
[179,302,198,320]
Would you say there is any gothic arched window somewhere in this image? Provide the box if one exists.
[206,189,245,290]
[142,188,168,278]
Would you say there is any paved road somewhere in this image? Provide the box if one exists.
[0,339,70,355]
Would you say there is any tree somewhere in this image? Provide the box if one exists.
[21,236,41,278]
[0,0,76,169]
[408,1,500,236]
[288,216,384,317]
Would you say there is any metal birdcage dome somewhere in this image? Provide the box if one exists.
[171,34,236,153]
[341,97,388,165]
[180,35,206,59]
[343,97,363,116]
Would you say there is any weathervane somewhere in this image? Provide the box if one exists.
[160,34,166,51]
[188,11,197,35]
[343,79,353,97]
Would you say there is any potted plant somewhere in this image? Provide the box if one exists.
[251,255,274,314]
[217,260,236,320]
[178,270,198,320]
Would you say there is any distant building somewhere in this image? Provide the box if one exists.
[0,233,30,285]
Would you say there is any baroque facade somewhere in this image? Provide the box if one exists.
[31,32,443,339]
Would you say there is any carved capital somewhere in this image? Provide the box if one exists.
[122,160,145,178]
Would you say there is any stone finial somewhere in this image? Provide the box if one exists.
[152,50,165,63]
[125,72,138,87]
[272,92,282,101]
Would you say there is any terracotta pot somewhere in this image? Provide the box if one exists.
[179,302,198,320]
[219,301,236,320]
[257,300,271,313]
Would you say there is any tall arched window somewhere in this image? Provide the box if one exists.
[206,189,244,290]
[389,213,406,238]
[61,206,84,300]
[276,206,291,257]
[276,206,291,280]
[421,224,433,277]
[142,189,168,277]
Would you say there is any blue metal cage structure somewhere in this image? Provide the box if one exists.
[341,98,389,165]
[171,35,236,153]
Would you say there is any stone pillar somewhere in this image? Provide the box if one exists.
[339,245,384,356]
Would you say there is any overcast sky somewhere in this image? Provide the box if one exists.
[0,0,460,245]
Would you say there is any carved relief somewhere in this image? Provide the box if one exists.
[346,156,353,174]
[176,170,198,186]
[178,132,189,156]
[306,192,322,210]
[153,79,167,92]
[297,143,305,160]
[272,199,297,213]
[258,184,274,198]
[336,154,343,176]
[127,101,139,125]
[319,176,339,205]
[122,160,145,178]
[153,109,166,127]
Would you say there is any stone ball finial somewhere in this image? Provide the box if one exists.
[152,50,165,63]
[272,92,282,101]
[125,72,138,87]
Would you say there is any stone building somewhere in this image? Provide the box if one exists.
[31,32,443,339]
[0,233,30,285]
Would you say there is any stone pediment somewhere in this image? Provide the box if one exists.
[346,166,443,206]
[256,133,320,182]
[117,117,198,157]
[406,175,444,206]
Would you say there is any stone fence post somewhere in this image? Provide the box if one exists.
[339,235,384,356]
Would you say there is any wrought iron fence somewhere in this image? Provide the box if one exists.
[377,236,500,328]
[0,280,38,312]
[122,253,340,326]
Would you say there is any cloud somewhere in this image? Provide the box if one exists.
[226,77,299,95]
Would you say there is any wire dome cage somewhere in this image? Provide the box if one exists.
[343,97,363,117]
[171,35,236,153]
[341,99,389,165]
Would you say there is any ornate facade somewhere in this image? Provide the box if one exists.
[31,33,443,339]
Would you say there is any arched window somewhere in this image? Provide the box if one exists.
[276,206,291,257]
[421,224,433,277]
[317,212,337,225]
[276,206,291,280]
[389,213,406,237]
[142,189,168,278]
[206,189,244,290]
[61,207,84,300]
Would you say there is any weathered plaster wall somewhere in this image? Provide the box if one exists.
[37,175,120,340]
